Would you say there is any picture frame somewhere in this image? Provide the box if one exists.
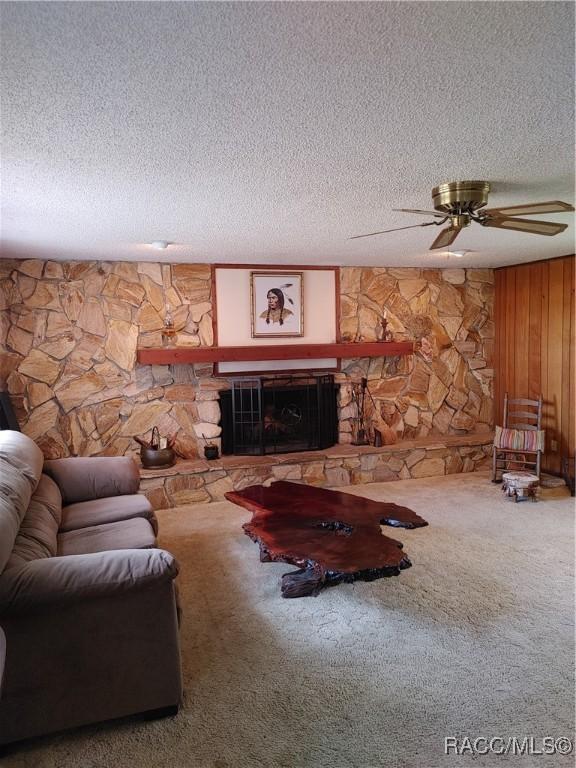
[250,271,304,338]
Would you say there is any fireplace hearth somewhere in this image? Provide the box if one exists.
[220,374,338,456]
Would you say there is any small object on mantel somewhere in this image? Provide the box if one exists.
[161,304,176,347]
[378,312,394,342]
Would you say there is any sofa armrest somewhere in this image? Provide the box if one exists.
[44,457,140,504]
[0,549,178,615]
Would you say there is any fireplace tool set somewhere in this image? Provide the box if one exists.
[350,378,382,447]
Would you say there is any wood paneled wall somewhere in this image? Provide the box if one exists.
[494,255,575,474]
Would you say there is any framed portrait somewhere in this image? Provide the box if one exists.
[250,271,304,338]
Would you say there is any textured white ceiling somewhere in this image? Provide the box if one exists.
[1,1,574,267]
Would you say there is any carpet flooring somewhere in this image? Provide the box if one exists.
[4,471,575,768]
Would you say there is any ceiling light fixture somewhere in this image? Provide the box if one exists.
[150,240,170,250]
[447,249,469,258]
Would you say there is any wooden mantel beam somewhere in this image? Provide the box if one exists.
[137,341,414,365]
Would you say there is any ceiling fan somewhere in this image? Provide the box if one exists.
[351,180,575,250]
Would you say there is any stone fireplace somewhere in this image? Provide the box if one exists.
[1,259,494,464]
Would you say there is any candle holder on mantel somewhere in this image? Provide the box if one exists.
[378,312,394,342]
[162,304,176,346]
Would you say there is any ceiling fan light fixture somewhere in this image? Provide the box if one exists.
[149,240,171,250]
[432,181,491,212]
[447,249,469,258]
[350,181,573,250]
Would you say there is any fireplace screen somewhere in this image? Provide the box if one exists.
[220,374,337,455]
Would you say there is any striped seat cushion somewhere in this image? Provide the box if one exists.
[494,426,545,452]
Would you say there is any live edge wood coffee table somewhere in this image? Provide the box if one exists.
[225,481,428,598]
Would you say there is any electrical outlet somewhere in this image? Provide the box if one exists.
[550,439,558,452]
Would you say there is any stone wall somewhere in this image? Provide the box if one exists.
[0,259,219,458]
[337,267,494,442]
[0,260,494,459]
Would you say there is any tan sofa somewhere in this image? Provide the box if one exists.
[0,430,182,745]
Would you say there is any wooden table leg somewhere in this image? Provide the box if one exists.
[281,567,326,598]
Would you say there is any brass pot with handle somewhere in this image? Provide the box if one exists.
[138,426,176,469]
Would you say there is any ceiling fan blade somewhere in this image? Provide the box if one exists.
[482,200,575,217]
[393,208,448,218]
[481,217,568,236]
[349,221,442,240]
[430,226,461,250]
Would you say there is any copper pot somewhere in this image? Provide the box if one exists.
[139,426,175,469]
[140,446,175,469]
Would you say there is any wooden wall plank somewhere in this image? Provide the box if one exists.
[527,263,542,401]
[540,262,550,470]
[495,255,575,476]
[569,257,576,459]
[561,258,573,459]
[498,267,508,427]
[505,267,516,413]
[544,259,564,474]
[515,266,530,397]
[494,269,503,426]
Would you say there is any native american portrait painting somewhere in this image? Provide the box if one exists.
[250,272,304,338]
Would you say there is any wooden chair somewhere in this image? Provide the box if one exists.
[492,393,544,482]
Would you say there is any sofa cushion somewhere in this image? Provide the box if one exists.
[0,431,44,573]
[5,475,62,571]
[60,494,156,534]
[57,518,156,556]
[44,457,140,505]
